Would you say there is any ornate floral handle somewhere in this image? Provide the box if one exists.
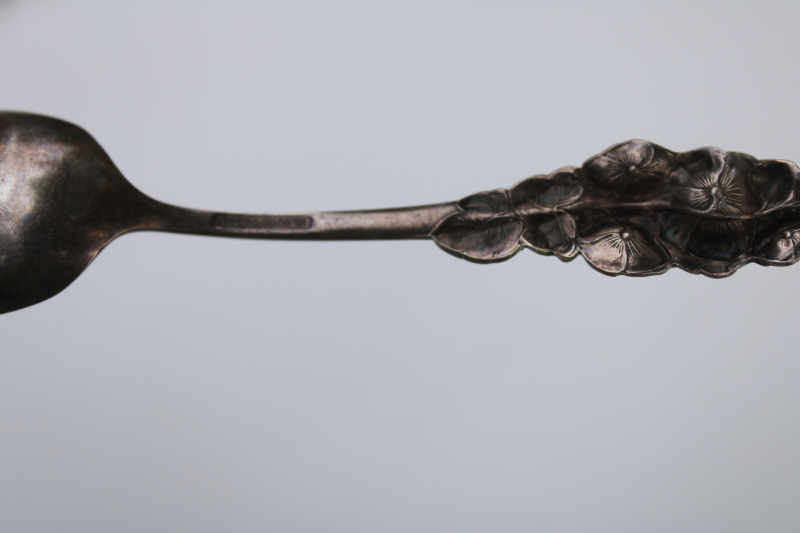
[431,140,800,277]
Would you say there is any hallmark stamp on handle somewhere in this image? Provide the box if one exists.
[210,213,313,231]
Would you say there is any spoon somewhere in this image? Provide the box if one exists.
[1,111,799,314]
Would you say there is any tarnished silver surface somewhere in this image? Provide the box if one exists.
[0,112,798,314]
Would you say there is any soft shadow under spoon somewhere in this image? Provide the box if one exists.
[1,112,799,314]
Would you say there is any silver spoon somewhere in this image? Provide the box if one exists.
[2,111,799,314]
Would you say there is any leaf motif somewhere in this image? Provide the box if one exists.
[457,189,511,217]
[433,141,800,277]
[509,170,582,215]
[521,212,577,257]
[433,214,522,262]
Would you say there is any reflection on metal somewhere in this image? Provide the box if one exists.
[0,112,797,314]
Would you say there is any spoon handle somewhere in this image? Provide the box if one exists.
[134,138,800,278]
[137,200,460,240]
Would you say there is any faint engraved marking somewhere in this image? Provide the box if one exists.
[211,213,312,231]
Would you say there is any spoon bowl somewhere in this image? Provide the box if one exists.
[0,113,152,313]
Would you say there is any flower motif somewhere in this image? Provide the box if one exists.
[757,226,800,263]
[582,140,674,195]
[431,140,800,277]
[682,218,753,262]
[578,223,668,275]
[682,167,744,214]
[654,210,755,263]
[669,149,756,215]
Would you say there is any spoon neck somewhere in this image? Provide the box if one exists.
[134,199,459,241]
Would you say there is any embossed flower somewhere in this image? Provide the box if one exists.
[757,226,800,263]
[656,210,755,264]
[582,140,675,195]
[578,222,668,275]
[669,149,755,215]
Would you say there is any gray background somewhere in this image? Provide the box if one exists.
[1,1,799,531]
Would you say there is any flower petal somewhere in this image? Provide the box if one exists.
[582,140,674,196]
[613,139,656,160]
[718,153,756,214]
[578,223,668,275]
[623,231,669,274]
[667,148,755,214]
[684,219,753,261]
[672,147,726,185]
[656,212,700,249]
[578,227,627,274]
[747,160,797,212]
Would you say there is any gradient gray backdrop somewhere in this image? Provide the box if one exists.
[1,1,799,531]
